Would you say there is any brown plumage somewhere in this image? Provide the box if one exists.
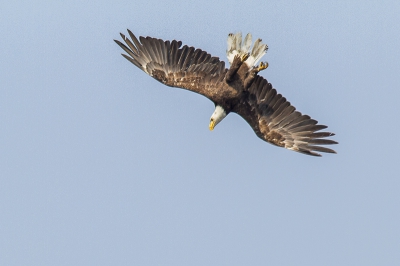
[114,29,337,156]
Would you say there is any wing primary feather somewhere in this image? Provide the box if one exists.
[121,54,142,69]
[266,93,282,110]
[151,38,162,64]
[258,86,269,102]
[273,105,295,125]
[127,29,142,51]
[121,33,139,55]
[269,96,286,116]
[307,145,337,154]
[182,47,195,70]
[133,36,151,63]
[291,124,328,133]
[260,86,276,105]
[146,37,161,63]
[170,42,179,72]
[164,40,171,71]
[139,37,157,63]
[157,39,167,71]
[197,52,211,64]
[286,114,311,128]
[209,57,220,64]
[153,38,164,65]
[114,39,136,59]
[278,110,301,128]
[287,119,318,130]
[169,40,179,72]
[310,132,335,138]
[308,139,338,145]
[191,49,203,65]
[177,45,189,71]
[269,102,291,123]
[300,150,322,157]
[218,61,226,74]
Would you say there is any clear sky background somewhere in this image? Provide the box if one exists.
[1,1,399,265]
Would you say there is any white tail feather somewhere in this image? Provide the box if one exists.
[227,33,238,63]
[235,32,242,52]
[227,33,234,51]
[226,32,268,68]
[227,32,247,64]
[241,33,252,54]
[246,38,268,67]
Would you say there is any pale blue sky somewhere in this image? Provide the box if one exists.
[1,1,399,265]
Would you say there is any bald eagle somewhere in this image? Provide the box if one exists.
[114,30,337,156]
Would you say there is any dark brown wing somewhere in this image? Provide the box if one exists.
[114,29,235,102]
[233,75,337,156]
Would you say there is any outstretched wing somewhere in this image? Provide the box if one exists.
[114,29,234,102]
[233,75,337,156]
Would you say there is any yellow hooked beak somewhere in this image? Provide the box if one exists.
[209,120,215,131]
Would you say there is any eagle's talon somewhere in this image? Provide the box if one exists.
[257,61,268,72]
[241,53,250,62]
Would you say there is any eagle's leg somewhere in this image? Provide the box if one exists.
[225,53,249,83]
[244,61,269,89]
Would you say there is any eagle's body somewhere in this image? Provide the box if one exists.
[115,30,337,156]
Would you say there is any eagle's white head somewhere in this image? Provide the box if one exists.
[209,105,227,131]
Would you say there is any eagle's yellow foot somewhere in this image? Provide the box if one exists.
[257,61,269,72]
[241,53,250,62]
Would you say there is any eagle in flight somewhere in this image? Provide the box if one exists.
[114,30,337,156]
